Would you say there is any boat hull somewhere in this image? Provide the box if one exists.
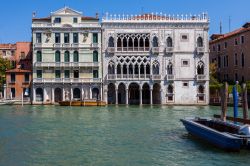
[59,100,106,106]
[181,118,242,151]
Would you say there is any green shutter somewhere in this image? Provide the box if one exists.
[93,51,98,62]
[64,51,69,62]
[93,33,98,43]
[37,51,42,62]
[74,51,79,62]
[93,70,98,78]
[55,70,60,78]
[55,51,60,62]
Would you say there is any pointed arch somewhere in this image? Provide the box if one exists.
[197,37,203,47]
[167,37,173,47]
[197,61,205,75]
[167,62,173,75]
[108,36,114,47]
[152,36,158,47]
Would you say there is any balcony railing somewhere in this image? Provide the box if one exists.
[196,47,205,54]
[107,74,160,80]
[116,47,150,52]
[196,74,206,81]
[151,47,160,54]
[33,78,102,83]
[91,43,99,48]
[165,75,174,80]
[35,62,100,67]
[107,47,115,53]
[165,47,174,54]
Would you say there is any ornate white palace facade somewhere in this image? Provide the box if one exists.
[32,7,102,104]
[102,13,209,105]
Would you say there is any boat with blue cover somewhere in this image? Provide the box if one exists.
[180,117,250,151]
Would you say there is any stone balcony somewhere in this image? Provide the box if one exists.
[107,74,161,80]
[165,75,174,81]
[116,47,150,52]
[34,62,100,68]
[196,74,206,81]
[33,43,100,49]
[33,78,102,83]
[151,47,160,54]
[196,47,205,54]
[107,47,115,53]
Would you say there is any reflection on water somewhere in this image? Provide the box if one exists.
[0,105,249,166]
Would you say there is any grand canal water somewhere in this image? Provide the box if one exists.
[0,105,250,166]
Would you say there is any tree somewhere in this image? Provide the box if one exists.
[0,57,12,92]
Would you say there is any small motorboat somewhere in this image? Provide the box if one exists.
[59,100,106,106]
[180,117,250,151]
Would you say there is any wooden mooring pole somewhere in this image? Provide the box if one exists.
[241,83,248,121]
[221,82,228,121]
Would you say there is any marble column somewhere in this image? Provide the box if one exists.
[115,88,118,105]
[140,87,142,105]
[71,87,73,100]
[126,88,128,105]
[150,88,153,105]
[33,87,36,102]
[43,87,46,103]
[51,87,54,104]
[62,88,65,101]
[89,86,92,99]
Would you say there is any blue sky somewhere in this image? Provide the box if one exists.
[0,0,250,43]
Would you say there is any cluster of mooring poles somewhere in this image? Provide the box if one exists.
[214,82,250,124]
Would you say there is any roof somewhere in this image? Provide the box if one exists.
[32,17,51,22]
[81,16,99,21]
[210,23,250,44]
[6,68,31,73]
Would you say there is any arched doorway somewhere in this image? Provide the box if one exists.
[54,88,62,102]
[142,83,150,104]
[36,88,43,102]
[92,88,99,100]
[129,83,140,105]
[108,83,116,104]
[153,83,161,104]
[118,83,126,104]
[73,88,81,100]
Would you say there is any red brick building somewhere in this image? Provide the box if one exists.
[3,42,32,100]
[209,23,250,83]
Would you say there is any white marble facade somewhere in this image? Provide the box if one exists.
[102,13,210,105]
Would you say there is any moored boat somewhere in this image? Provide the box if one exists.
[180,117,250,151]
[59,100,106,106]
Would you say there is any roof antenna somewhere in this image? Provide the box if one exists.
[220,21,222,34]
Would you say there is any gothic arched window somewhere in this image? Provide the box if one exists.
[167,37,173,47]
[108,37,114,47]
[197,37,203,47]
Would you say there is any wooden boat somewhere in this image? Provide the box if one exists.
[180,117,250,151]
[59,100,106,106]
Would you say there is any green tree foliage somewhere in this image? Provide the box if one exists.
[0,57,11,91]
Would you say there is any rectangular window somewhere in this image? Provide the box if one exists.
[235,38,238,45]
[55,33,61,43]
[242,53,245,67]
[36,51,42,62]
[24,73,29,82]
[64,33,70,43]
[36,33,42,43]
[223,56,226,67]
[224,42,227,49]
[55,70,61,78]
[64,70,70,78]
[2,50,6,56]
[93,33,98,43]
[73,33,79,43]
[234,53,238,66]
[37,70,42,78]
[217,44,221,51]
[235,73,238,81]
[93,70,99,78]
[181,35,188,40]
[183,82,189,87]
[226,55,228,67]
[11,50,15,56]
[11,73,15,82]
[241,36,245,44]
[218,56,221,68]
[181,59,189,67]
[74,70,79,78]
[23,88,30,97]
[20,52,25,59]
[11,88,15,98]
[73,17,78,23]
[54,17,61,23]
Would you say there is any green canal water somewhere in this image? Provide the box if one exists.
[0,105,250,166]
